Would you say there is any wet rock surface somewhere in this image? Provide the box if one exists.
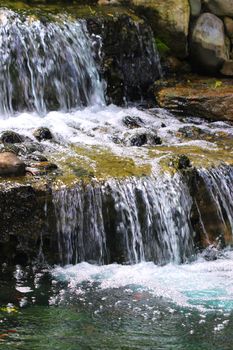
[86,14,161,104]
[155,76,233,121]
[1,131,24,144]
[33,127,53,141]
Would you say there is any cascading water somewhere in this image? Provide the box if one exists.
[0,9,105,116]
[1,5,233,349]
[198,166,233,235]
[53,173,195,266]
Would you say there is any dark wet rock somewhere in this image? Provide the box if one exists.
[87,15,160,104]
[190,13,229,74]
[0,184,59,265]
[1,130,24,144]
[161,123,166,128]
[129,133,147,146]
[0,152,26,177]
[128,131,162,146]
[33,127,53,141]
[122,115,144,128]
[188,169,233,249]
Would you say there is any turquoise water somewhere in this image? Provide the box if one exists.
[1,254,233,349]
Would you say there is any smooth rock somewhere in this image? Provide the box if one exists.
[190,13,229,73]
[0,152,26,176]
[132,0,190,58]
[203,0,233,17]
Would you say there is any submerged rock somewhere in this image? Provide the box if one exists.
[1,130,24,144]
[122,115,144,129]
[0,151,26,177]
[127,131,162,146]
[201,245,223,261]
[190,13,229,74]
[33,127,53,141]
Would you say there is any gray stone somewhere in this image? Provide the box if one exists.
[190,13,229,73]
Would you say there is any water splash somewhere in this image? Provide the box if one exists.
[0,9,105,116]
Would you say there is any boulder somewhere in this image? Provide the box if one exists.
[155,77,233,121]
[0,152,26,176]
[131,0,190,58]
[190,13,229,74]
[203,0,233,17]
[189,0,202,16]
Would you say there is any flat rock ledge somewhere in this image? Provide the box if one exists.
[155,76,233,121]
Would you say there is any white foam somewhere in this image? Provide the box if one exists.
[52,251,233,312]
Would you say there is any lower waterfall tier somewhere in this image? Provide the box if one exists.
[0,165,233,266]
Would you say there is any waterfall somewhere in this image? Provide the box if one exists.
[196,166,233,245]
[0,9,105,116]
[53,173,195,266]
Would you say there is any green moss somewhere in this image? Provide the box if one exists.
[154,37,170,56]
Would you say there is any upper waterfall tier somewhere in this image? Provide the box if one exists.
[0,9,105,116]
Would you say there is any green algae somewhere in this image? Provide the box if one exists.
[0,2,141,22]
